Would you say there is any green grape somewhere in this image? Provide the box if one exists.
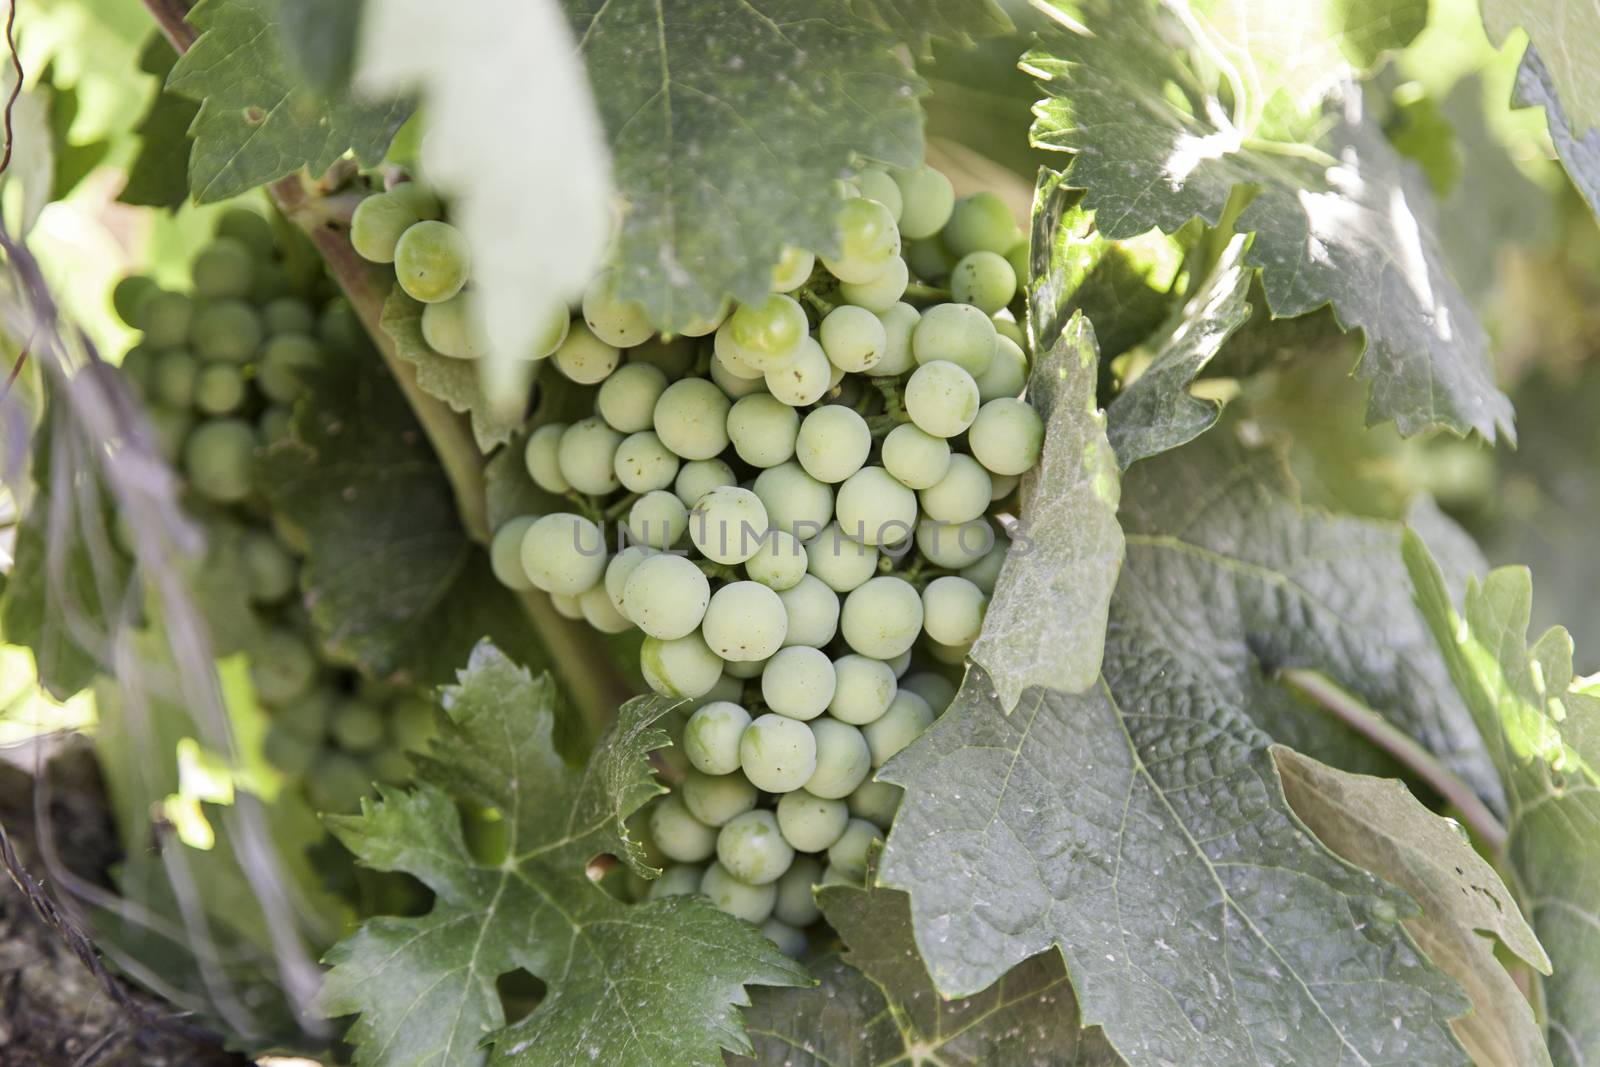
[710,348,768,398]
[675,458,738,508]
[1005,236,1029,281]
[744,529,807,591]
[649,863,705,900]
[310,753,374,813]
[651,795,717,863]
[597,362,669,433]
[881,423,951,491]
[847,778,903,829]
[551,593,584,619]
[863,690,934,767]
[974,333,1028,402]
[614,430,681,493]
[804,522,879,593]
[904,236,956,282]
[258,334,321,403]
[912,302,996,376]
[679,300,731,338]
[901,671,957,712]
[394,220,471,303]
[552,321,621,384]
[276,686,335,740]
[722,657,766,681]
[113,276,157,328]
[837,256,908,313]
[968,397,1044,476]
[990,472,1019,501]
[318,298,365,353]
[242,529,297,603]
[822,197,900,283]
[762,918,807,957]
[258,406,292,445]
[713,318,768,379]
[581,268,652,347]
[263,727,320,776]
[152,349,198,408]
[700,861,777,923]
[827,818,883,879]
[190,300,263,363]
[627,489,689,548]
[690,486,769,566]
[526,297,572,360]
[835,466,917,547]
[350,192,421,263]
[192,361,244,415]
[739,713,817,793]
[491,517,538,591]
[580,585,632,633]
[871,302,920,377]
[684,771,758,831]
[421,293,486,359]
[141,291,193,348]
[753,462,834,536]
[920,454,992,524]
[795,405,870,484]
[943,192,1021,257]
[250,627,317,705]
[926,637,971,664]
[684,701,751,775]
[729,293,808,368]
[250,262,292,304]
[829,654,896,725]
[841,577,922,660]
[191,237,255,300]
[523,423,570,493]
[184,418,256,502]
[371,748,414,785]
[557,417,624,495]
[960,539,1008,594]
[628,335,697,377]
[854,168,904,221]
[332,700,386,753]
[147,409,192,462]
[905,360,980,438]
[922,575,987,645]
[702,581,787,661]
[777,574,840,649]
[805,718,871,799]
[773,855,823,925]
[764,337,831,407]
[519,512,607,595]
[120,345,155,396]
[641,632,724,698]
[915,519,995,568]
[993,315,1026,348]
[775,790,848,852]
[950,251,1017,314]
[894,167,955,239]
[387,181,442,221]
[769,246,815,293]
[604,544,655,614]
[623,554,710,639]
[215,207,277,258]
[760,646,836,721]
[654,378,731,461]
[716,809,794,885]
[819,306,886,373]
[727,393,799,468]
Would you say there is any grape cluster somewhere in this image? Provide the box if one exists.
[351,166,1043,953]
[112,210,429,812]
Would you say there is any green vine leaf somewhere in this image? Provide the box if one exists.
[118,34,197,209]
[381,288,523,452]
[318,643,808,1066]
[1481,0,1600,137]
[168,0,409,202]
[1515,48,1600,218]
[852,0,1013,57]
[1026,0,1515,443]
[566,0,925,332]
[1406,535,1600,1067]
[1274,746,1551,1067]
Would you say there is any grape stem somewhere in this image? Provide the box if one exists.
[796,287,838,319]
[903,282,951,305]
[694,559,741,583]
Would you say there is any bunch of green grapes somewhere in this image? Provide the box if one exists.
[353,167,1042,954]
[112,209,426,812]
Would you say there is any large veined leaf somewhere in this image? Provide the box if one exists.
[168,0,409,202]
[380,288,523,452]
[1407,537,1600,1067]
[1481,0,1600,137]
[1273,747,1551,1067]
[119,34,197,209]
[565,0,925,332]
[1025,0,1515,443]
[852,0,1013,57]
[255,354,544,686]
[1515,49,1600,218]
[318,643,807,1066]
[734,877,1123,1066]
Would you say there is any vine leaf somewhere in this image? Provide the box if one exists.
[565,0,925,332]
[381,288,523,452]
[1481,0,1600,137]
[1026,0,1515,443]
[1273,747,1552,1067]
[168,0,409,202]
[255,353,544,686]
[1105,234,1253,466]
[317,643,808,1066]
[852,0,1013,57]
[1515,48,1600,218]
[1406,535,1600,1067]
[734,877,1124,1066]
[119,33,197,209]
